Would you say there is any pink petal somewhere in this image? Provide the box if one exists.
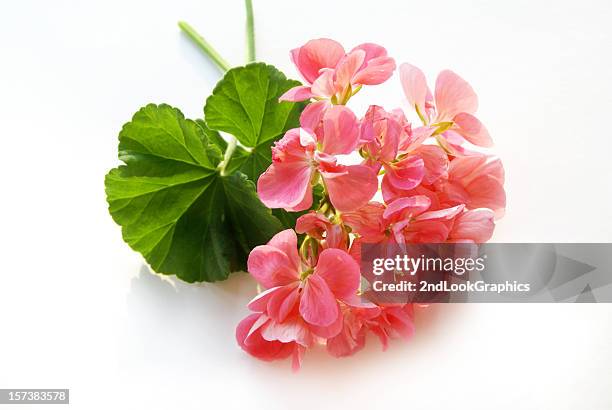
[313,248,361,300]
[465,175,506,218]
[399,125,434,153]
[448,154,488,181]
[326,315,366,357]
[299,100,329,133]
[322,164,378,212]
[341,202,386,243]
[400,63,432,118]
[267,229,300,271]
[324,224,348,250]
[384,155,425,190]
[334,49,366,92]
[382,180,442,210]
[380,174,408,203]
[370,326,389,351]
[450,155,504,185]
[434,69,478,121]
[247,245,298,289]
[448,156,505,217]
[413,145,449,184]
[478,157,505,184]
[361,105,401,162]
[285,181,313,212]
[440,182,470,205]
[271,128,310,161]
[267,283,300,323]
[292,39,345,84]
[236,313,294,361]
[438,130,482,157]
[261,314,312,346]
[351,43,388,65]
[300,274,339,327]
[360,105,386,143]
[348,237,362,265]
[404,220,452,243]
[417,204,464,221]
[257,161,313,210]
[279,86,314,102]
[453,112,493,147]
[247,286,284,312]
[295,212,331,239]
[383,195,431,221]
[449,209,495,242]
[321,105,360,155]
[310,68,337,99]
[292,345,305,372]
[384,306,415,340]
[308,305,344,338]
[352,56,396,86]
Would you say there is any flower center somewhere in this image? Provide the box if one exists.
[299,268,314,281]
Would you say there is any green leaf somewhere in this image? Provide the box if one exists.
[202,62,313,231]
[105,104,284,282]
[224,141,273,182]
[204,62,304,148]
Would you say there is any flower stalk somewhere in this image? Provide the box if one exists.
[179,0,258,174]
[245,0,256,63]
[177,21,231,72]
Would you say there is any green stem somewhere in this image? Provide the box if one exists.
[218,136,237,176]
[245,0,256,62]
[178,21,231,72]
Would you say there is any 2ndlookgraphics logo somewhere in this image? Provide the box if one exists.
[360,243,612,303]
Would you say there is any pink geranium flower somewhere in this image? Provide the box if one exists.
[326,303,380,357]
[381,154,505,219]
[400,63,493,155]
[246,229,360,328]
[237,38,506,369]
[343,197,464,244]
[257,105,378,212]
[360,105,449,190]
[295,211,348,251]
[367,305,416,350]
[326,303,415,357]
[280,39,396,104]
[237,230,362,368]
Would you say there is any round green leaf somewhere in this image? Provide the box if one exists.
[105,104,284,282]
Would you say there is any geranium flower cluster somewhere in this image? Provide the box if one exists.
[236,39,506,370]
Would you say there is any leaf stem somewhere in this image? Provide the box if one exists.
[218,135,238,176]
[178,21,231,72]
[245,0,256,62]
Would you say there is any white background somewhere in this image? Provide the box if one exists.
[1,0,611,409]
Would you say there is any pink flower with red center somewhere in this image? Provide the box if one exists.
[280,39,396,104]
[257,105,378,212]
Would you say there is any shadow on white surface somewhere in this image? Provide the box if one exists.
[120,265,465,377]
